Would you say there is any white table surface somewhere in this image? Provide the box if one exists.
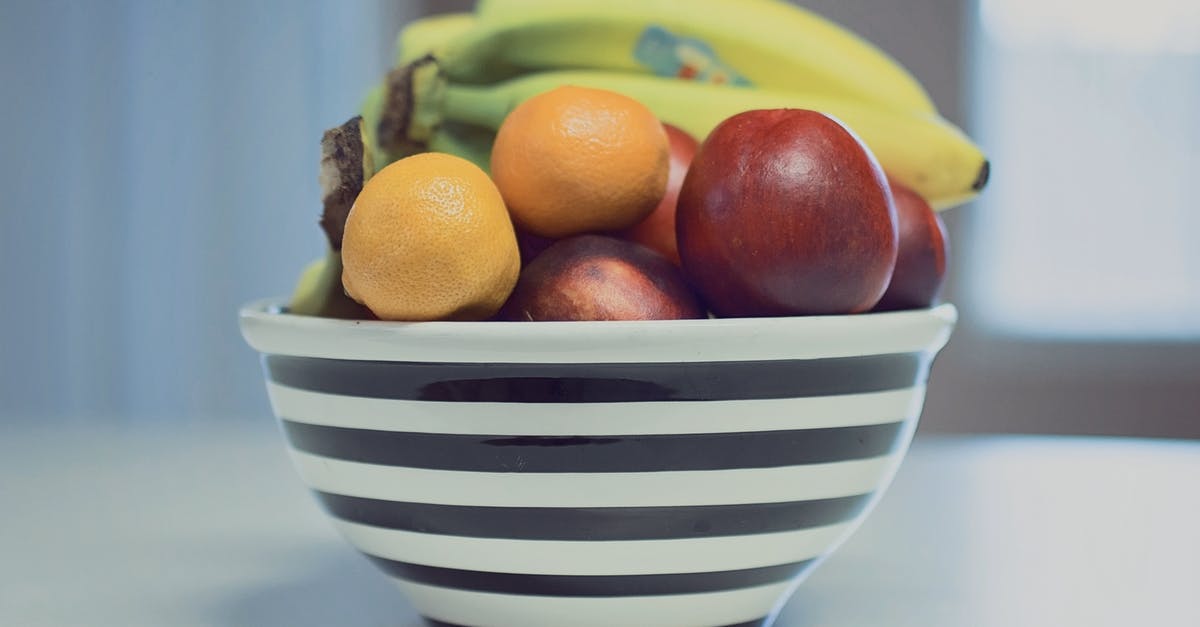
[2,418,1198,627]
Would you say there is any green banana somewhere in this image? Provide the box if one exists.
[361,14,477,171]
[395,12,476,65]
[434,0,934,116]
[288,250,372,319]
[289,255,330,316]
[361,57,444,171]
[360,82,386,171]
[422,70,985,209]
[427,122,495,174]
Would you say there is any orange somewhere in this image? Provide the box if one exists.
[341,152,520,321]
[489,86,670,239]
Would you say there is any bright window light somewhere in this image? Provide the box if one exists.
[981,0,1200,54]
[968,0,1200,339]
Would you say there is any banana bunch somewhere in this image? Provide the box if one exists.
[361,1,989,210]
[394,11,476,66]
[459,0,935,115]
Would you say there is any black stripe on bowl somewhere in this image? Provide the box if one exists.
[264,353,927,402]
[282,421,906,472]
[367,556,814,597]
[315,492,872,540]
[427,612,768,619]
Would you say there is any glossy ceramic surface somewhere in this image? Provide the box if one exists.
[240,301,956,627]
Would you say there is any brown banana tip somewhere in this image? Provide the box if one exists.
[377,65,414,155]
[972,160,990,192]
[319,116,368,251]
[377,54,438,157]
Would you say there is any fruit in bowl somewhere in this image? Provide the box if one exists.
[873,179,951,312]
[499,234,705,321]
[247,2,988,625]
[676,108,898,317]
[618,123,700,266]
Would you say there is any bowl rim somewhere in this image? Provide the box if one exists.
[239,298,957,364]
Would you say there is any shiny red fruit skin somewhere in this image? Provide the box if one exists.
[498,234,706,321]
[873,181,949,311]
[676,109,898,317]
[618,124,699,266]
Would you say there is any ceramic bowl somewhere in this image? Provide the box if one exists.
[239,300,956,627]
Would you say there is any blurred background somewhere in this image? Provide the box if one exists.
[2,0,1197,437]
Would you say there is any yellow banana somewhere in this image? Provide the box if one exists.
[395,12,476,65]
[434,71,987,209]
[436,0,934,115]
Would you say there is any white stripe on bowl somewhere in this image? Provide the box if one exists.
[240,299,956,363]
[397,579,792,627]
[288,450,904,508]
[335,519,852,576]
[268,383,925,435]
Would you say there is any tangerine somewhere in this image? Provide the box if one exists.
[341,152,520,321]
[490,86,669,239]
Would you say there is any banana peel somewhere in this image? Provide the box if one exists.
[319,116,374,249]
[295,115,376,319]
[395,12,477,66]
[368,55,445,170]
[361,13,481,173]
[462,0,937,115]
[288,250,373,319]
[427,121,496,173]
[378,62,987,209]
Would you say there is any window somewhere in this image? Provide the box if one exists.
[967,0,1200,338]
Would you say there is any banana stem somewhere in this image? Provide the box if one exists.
[442,84,512,130]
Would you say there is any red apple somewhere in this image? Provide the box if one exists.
[676,109,898,317]
[873,180,949,311]
[618,124,699,266]
[499,235,705,321]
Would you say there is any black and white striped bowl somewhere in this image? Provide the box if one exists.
[240,300,956,627]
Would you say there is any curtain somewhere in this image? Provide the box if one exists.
[1,0,414,422]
